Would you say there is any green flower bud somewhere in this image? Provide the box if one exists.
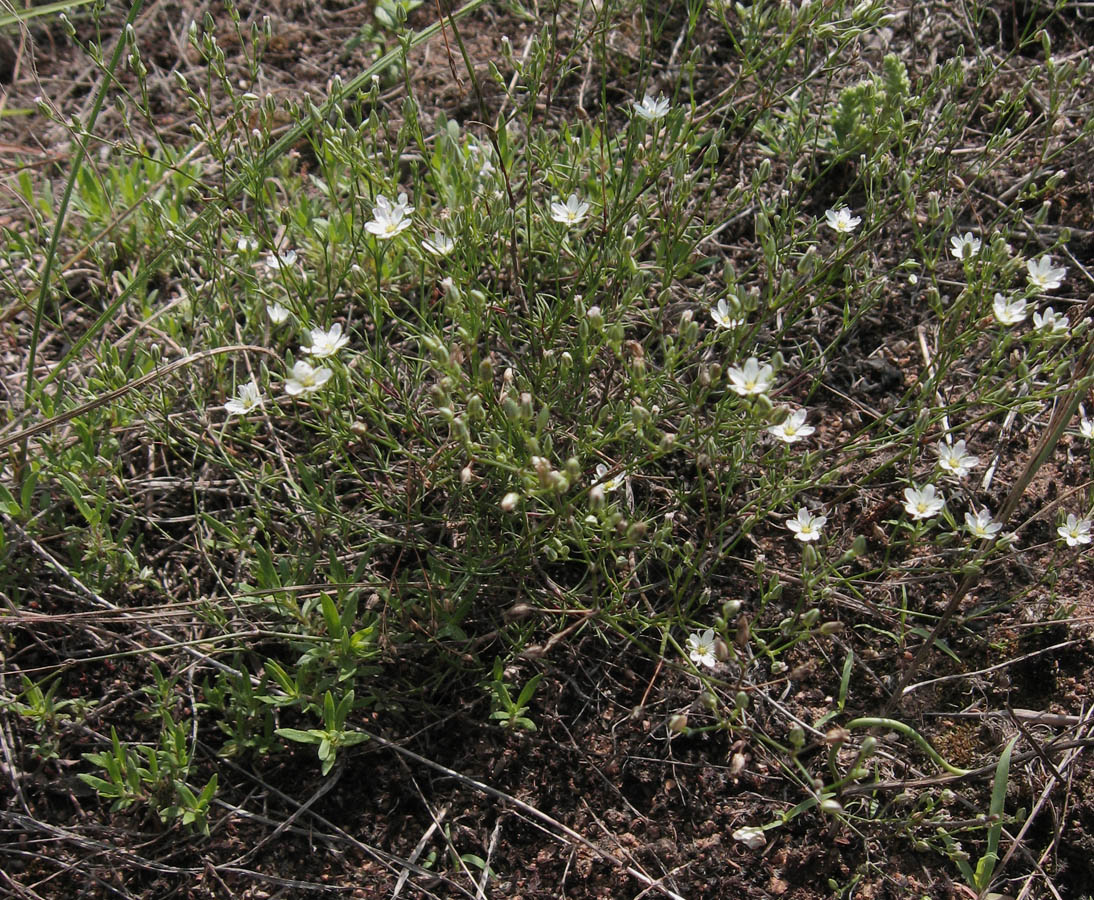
[668,714,689,733]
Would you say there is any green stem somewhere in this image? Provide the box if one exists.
[847,717,970,776]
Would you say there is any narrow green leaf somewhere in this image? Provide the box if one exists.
[275,728,321,744]
[837,650,854,711]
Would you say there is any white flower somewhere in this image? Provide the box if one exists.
[422,231,455,256]
[500,491,520,512]
[936,439,979,479]
[1079,417,1094,440]
[264,249,297,273]
[768,408,815,444]
[710,298,744,329]
[1058,513,1092,547]
[595,463,623,493]
[633,92,670,121]
[366,192,414,239]
[824,207,861,234]
[302,322,350,359]
[1032,306,1068,334]
[267,302,290,325]
[284,360,332,396]
[732,826,766,850]
[727,357,774,396]
[223,380,264,416]
[237,234,259,253]
[993,293,1027,326]
[550,193,590,227]
[1026,256,1067,292]
[686,629,718,669]
[903,484,945,520]
[964,507,1002,540]
[786,507,826,542]
[949,231,981,260]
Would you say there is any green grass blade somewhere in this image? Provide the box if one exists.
[0,0,96,28]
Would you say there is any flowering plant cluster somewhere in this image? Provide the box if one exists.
[222,320,348,417]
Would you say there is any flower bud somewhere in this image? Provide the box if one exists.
[500,492,520,512]
[732,826,766,850]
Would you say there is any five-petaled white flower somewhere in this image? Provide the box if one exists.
[964,507,1002,540]
[302,323,350,359]
[237,234,259,253]
[711,298,745,329]
[786,507,827,542]
[595,463,623,493]
[1079,417,1094,440]
[550,193,590,227]
[224,380,264,416]
[768,408,815,444]
[824,207,861,234]
[686,629,718,669]
[903,484,945,520]
[265,249,297,273]
[422,231,455,256]
[949,232,981,260]
[366,192,414,240]
[633,93,671,121]
[936,439,979,479]
[1057,513,1092,547]
[993,293,1027,326]
[267,302,290,325]
[284,360,332,396]
[1032,306,1068,334]
[1026,256,1067,292]
[728,357,774,396]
